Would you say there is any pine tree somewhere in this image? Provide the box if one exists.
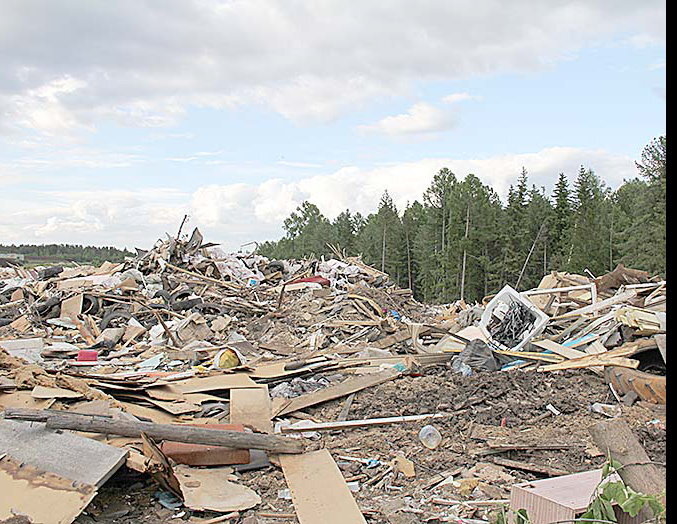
[566,166,611,275]
[551,173,572,260]
[332,210,357,255]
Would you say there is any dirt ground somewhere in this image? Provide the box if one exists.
[74,369,666,524]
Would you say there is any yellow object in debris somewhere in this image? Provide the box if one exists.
[213,348,242,369]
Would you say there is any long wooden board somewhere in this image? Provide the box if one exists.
[552,290,637,319]
[531,339,586,360]
[272,368,401,417]
[280,449,366,524]
[538,346,638,372]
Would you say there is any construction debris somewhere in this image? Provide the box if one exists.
[0,226,666,523]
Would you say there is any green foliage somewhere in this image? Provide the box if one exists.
[257,136,665,303]
[493,505,530,524]
[580,456,665,522]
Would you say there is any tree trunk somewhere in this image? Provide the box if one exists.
[405,228,413,291]
[589,418,665,521]
[460,203,470,301]
[4,408,304,454]
[381,223,387,272]
[516,223,545,289]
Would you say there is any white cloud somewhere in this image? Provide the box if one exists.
[442,92,480,104]
[277,160,324,169]
[0,147,637,250]
[0,1,664,132]
[359,102,455,137]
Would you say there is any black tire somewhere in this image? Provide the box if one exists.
[170,288,192,303]
[171,298,203,311]
[153,290,172,303]
[81,294,100,315]
[194,302,225,315]
[99,310,132,330]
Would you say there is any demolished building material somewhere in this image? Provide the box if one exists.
[0,226,666,523]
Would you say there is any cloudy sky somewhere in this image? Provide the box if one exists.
[0,1,665,251]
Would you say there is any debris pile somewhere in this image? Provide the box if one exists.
[0,227,666,523]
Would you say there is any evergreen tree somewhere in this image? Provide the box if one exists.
[357,191,406,285]
[566,166,611,275]
[257,137,665,301]
[331,210,358,255]
[613,135,666,275]
[550,173,573,268]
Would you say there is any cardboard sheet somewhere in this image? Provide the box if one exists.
[230,385,272,433]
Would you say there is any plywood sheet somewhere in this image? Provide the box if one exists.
[230,385,272,433]
[0,418,127,487]
[0,390,54,410]
[162,374,258,394]
[60,293,83,320]
[0,455,97,524]
[280,449,366,524]
[32,385,83,399]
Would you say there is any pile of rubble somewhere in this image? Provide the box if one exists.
[0,228,666,523]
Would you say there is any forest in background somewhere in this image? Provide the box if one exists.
[258,136,666,304]
[0,244,133,266]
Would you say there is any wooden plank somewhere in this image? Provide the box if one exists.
[532,339,586,360]
[230,386,272,434]
[280,449,366,524]
[337,393,356,421]
[280,413,448,433]
[552,290,637,319]
[272,368,401,417]
[373,329,411,349]
[551,316,589,342]
[538,346,639,372]
[0,418,127,487]
[583,340,607,374]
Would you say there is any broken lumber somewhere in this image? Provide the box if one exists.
[538,345,639,372]
[272,368,401,417]
[552,289,637,319]
[531,339,586,360]
[4,408,304,454]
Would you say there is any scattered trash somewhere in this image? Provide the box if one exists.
[0,224,665,523]
[418,424,442,449]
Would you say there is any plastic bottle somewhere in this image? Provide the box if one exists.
[418,424,442,449]
[451,357,473,376]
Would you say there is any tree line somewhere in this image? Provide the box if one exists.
[0,244,133,266]
[258,136,665,304]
